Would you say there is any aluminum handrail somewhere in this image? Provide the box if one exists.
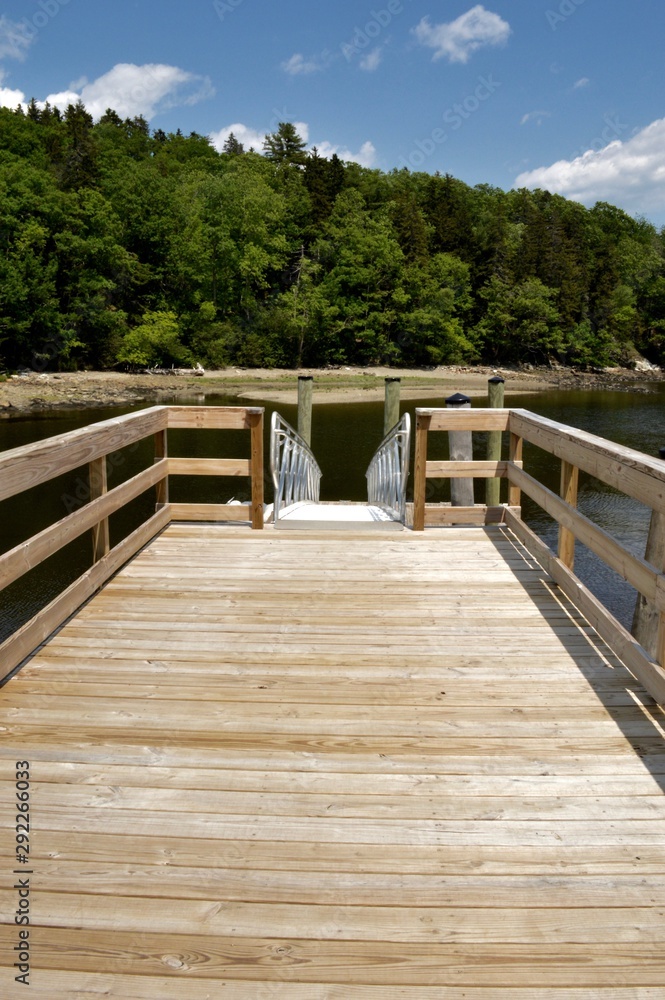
[365,412,411,522]
[270,411,322,521]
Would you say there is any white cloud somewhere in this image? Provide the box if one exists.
[210,120,310,154]
[210,122,266,152]
[574,77,590,89]
[316,139,377,168]
[514,117,665,217]
[41,89,79,109]
[413,5,511,64]
[0,15,32,61]
[210,121,376,167]
[281,52,331,75]
[521,110,551,127]
[42,63,214,119]
[0,67,25,109]
[0,83,25,109]
[360,47,383,72]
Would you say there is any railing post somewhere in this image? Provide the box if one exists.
[446,393,474,508]
[250,410,264,529]
[384,377,401,437]
[297,375,313,447]
[413,411,430,531]
[485,376,505,507]
[89,457,110,562]
[558,460,579,570]
[508,429,523,509]
[154,429,169,509]
[632,510,665,660]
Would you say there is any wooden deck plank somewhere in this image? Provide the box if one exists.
[15,973,665,999]
[1,523,664,995]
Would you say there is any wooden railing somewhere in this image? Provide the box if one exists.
[413,407,665,705]
[0,405,264,683]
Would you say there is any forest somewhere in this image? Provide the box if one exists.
[1,100,664,373]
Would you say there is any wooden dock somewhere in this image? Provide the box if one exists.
[3,522,665,996]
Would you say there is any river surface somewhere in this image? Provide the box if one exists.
[1,384,664,645]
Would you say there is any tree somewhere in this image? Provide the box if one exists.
[390,192,430,264]
[117,311,191,367]
[395,254,475,365]
[314,189,405,364]
[222,132,245,155]
[263,122,308,167]
[61,101,98,190]
[474,276,564,364]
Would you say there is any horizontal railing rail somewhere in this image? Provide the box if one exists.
[413,406,665,705]
[270,411,322,522]
[366,413,411,522]
[413,408,519,529]
[0,405,264,683]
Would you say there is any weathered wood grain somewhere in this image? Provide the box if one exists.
[2,522,665,995]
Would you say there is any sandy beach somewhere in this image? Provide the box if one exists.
[1,363,662,417]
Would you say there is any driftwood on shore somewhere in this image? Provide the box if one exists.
[143,363,205,376]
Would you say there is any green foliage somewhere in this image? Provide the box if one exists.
[1,105,664,371]
[117,311,191,368]
[475,276,564,363]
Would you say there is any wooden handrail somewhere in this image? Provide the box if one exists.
[507,463,663,608]
[0,406,168,503]
[0,459,169,592]
[412,405,665,704]
[0,405,265,683]
[510,409,665,514]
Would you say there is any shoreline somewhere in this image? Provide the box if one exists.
[1,364,663,417]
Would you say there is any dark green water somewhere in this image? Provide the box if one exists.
[1,384,664,645]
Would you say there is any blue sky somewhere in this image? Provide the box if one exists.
[2,0,665,225]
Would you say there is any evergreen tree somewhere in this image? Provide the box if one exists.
[390,192,430,264]
[61,101,98,190]
[223,132,245,155]
[263,122,308,167]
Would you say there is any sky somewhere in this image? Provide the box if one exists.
[1,0,665,226]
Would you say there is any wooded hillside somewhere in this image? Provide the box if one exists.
[1,102,664,372]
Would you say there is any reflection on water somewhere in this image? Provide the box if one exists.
[1,383,664,641]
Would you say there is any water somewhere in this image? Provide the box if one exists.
[1,384,664,644]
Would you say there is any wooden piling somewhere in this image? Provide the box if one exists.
[383,378,401,436]
[446,393,474,507]
[297,376,313,447]
[485,376,505,507]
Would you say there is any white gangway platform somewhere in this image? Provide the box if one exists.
[269,411,411,532]
[272,499,405,530]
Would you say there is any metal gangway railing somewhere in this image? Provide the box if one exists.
[365,413,411,522]
[270,411,322,522]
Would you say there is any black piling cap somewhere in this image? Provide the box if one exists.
[488,376,505,384]
[446,392,471,406]
[385,377,401,383]
[659,447,665,460]
[298,375,314,381]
